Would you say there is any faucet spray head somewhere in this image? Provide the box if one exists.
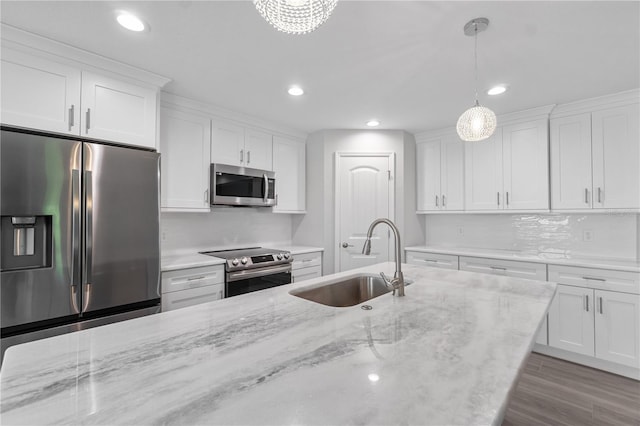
[362,239,372,255]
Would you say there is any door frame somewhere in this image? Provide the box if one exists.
[334,152,396,272]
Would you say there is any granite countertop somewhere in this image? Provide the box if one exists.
[0,263,555,425]
[405,246,640,273]
[161,245,324,271]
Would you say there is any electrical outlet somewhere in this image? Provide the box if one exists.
[583,230,593,242]
[457,226,464,236]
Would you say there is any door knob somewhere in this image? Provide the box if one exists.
[341,242,354,248]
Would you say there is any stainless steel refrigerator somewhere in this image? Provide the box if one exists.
[1,129,161,353]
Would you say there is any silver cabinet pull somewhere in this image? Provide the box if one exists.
[240,149,244,163]
[341,242,354,248]
[506,192,509,206]
[599,297,603,314]
[597,187,602,203]
[435,195,439,207]
[442,194,446,207]
[85,108,91,133]
[584,188,589,204]
[490,266,507,271]
[585,294,589,312]
[247,151,251,164]
[582,276,606,282]
[187,276,206,281]
[68,105,75,131]
[204,189,208,203]
[497,192,500,206]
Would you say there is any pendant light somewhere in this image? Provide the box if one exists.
[456,17,497,142]
[255,0,338,35]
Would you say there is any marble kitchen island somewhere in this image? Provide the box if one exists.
[0,263,555,425]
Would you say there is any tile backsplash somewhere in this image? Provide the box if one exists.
[425,213,639,261]
[161,209,292,255]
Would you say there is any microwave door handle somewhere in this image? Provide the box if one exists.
[263,173,268,203]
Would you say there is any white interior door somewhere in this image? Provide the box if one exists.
[336,153,394,272]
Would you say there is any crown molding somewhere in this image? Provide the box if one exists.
[1,23,171,88]
[550,89,640,118]
[160,91,308,141]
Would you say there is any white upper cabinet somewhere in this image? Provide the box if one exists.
[465,118,549,211]
[550,113,593,209]
[272,136,306,213]
[502,119,550,210]
[416,133,464,212]
[550,94,639,210]
[211,119,273,171]
[591,104,640,209]
[1,30,167,149]
[244,129,273,171]
[1,47,81,135]
[159,107,211,211]
[81,72,157,149]
[464,128,504,210]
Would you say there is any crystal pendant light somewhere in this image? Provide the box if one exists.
[255,0,338,35]
[456,17,497,142]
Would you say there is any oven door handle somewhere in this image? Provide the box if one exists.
[227,264,292,282]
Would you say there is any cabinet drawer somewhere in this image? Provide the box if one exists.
[459,256,547,281]
[548,265,640,294]
[161,284,224,312]
[161,265,224,293]
[406,251,459,270]
[293,266,322,283]
[292,252,322,270]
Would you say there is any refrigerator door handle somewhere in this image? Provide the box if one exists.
[83,170,94,312]
[70,169,81,313]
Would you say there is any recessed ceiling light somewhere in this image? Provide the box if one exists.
[366,119,380,127]
[487,85,508,96]
[288,86,304,96]
[117,12,146,32]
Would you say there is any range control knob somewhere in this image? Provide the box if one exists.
[276,254,283,260]
[241,257,248,265]
[283,253,290,259]
[231,258,239,266]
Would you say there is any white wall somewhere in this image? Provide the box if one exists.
[292,129,424,275]
[424,213,639,260]
[161,210,292,255]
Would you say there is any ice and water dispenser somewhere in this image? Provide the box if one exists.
[0,215,52,271]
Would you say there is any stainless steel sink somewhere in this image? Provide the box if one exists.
[289,274,392,307]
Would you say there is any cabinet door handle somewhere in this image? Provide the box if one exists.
[497,192,500,206]
[506,192,509,206]
[582,276,606,282]
[599,297,604,314]
[585,294,589,312]
[442,194,446,207]
[490,266,507,271]
[247,151,251,164]
[240,149,244,163]
[597,187,602,203]
[584,188,589,204]
[435,195,439,207]
[204,190,208,203]
[68,105,75,131]
[85,108,91,133]
[187,276,206,281]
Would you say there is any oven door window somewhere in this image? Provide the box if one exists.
[227,270,291,297]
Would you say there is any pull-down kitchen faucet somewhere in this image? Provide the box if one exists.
[362,218,405,297]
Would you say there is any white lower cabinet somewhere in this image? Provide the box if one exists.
[459,256,547,281]
[405,251,459,270]
[547,265,640,370]
[161,264,225,312]
[292,251,322,283]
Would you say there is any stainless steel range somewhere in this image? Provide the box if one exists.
[200,247,292,297]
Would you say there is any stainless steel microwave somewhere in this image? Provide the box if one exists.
[210,164,276,207]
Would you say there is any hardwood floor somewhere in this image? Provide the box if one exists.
[503,353,640,426]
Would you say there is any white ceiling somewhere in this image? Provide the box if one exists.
[1,1,638,135]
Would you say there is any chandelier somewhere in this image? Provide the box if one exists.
[255,0,338,35]
[456,17,497,142]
